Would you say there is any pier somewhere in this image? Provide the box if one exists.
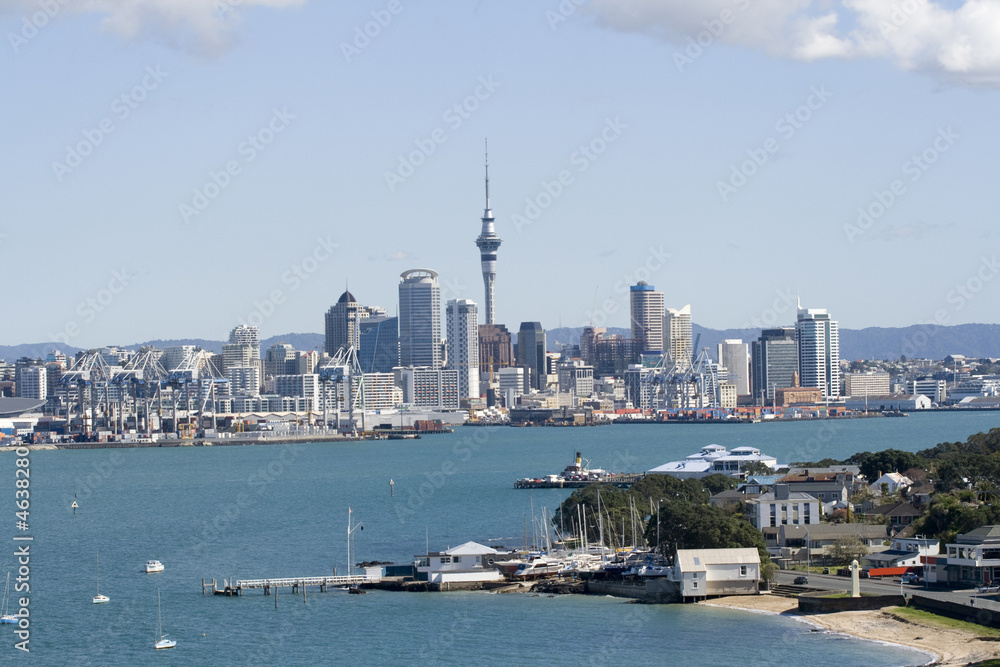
[202,574,378,596]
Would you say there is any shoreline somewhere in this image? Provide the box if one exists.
[702,594,1000,666]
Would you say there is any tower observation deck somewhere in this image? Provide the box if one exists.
[475,142,502,325]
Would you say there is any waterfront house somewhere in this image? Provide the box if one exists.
[863,536,940,570]
[746,484,821,530]
[776,471,854,505]
[673,548,760,600]
[941,525,1000,587]
[413,542,503,584]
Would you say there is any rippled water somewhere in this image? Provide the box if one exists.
[3,411,993,665]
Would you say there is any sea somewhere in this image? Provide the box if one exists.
[3,410,998,666]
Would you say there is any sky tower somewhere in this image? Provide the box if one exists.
[475,141,502,325]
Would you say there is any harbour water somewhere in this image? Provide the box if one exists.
[3,411,996,665]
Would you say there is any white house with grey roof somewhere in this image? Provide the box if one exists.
[413,541,503,584]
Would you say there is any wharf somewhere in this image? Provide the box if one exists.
[514,473,644,489]
[202,574,374,596]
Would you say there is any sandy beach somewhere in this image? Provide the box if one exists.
[703,594,1000,666]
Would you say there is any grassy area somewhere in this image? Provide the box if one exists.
[967,661,1000,667]
[887,606,1000,639]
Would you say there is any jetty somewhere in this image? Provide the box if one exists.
[202,573,378,596]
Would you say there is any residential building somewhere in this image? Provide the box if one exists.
[515,322,546,391]
[264,343,296,379]
[746,484,821,530]
[227,365,260,397]
[751,327,798,404]
[275,373,321,412]
[942,525,1000,587]
[398,270,442,368]
[776,471,852,506]
[445,299,480,401]
[777,523,888,559]
[796,307,840,400]
[856,500,921,529]
[394,367,459,409]
[869,472,915,495]
[717,339,750,396]
[630,282,664,354]
[844,371,891,397]
[664,305,692,369]
[17,366,46,400]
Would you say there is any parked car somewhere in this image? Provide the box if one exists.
[793,576,809,585]
[901,573,919,584]
[836,568,850,577]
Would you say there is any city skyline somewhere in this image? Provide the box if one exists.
[4,1,1000,348]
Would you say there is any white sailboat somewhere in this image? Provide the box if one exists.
[93,551,109,604]
[1,572,18,624]
[154,589,176,650]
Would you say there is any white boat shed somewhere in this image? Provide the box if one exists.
[673,548,761,600]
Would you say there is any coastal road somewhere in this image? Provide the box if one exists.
[775,571,1000,615]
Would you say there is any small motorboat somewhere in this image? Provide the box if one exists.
[146,560,164,573]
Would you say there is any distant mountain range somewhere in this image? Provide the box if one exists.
[3,324,999,364]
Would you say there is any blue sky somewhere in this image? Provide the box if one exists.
[2,0,1000,348]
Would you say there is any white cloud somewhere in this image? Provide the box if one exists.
[586,0,1000,87]
[0,0,306,56]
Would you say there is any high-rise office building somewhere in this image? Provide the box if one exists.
[630,282,664,354]
[796,307,841,401]
[515,322,546,391]
[751,327,798,403]
[475,145,502,325]
[664,305,692,369]
[478,324,513,377]
[446,299,480,401]
[358,316,399,374]
[399,269,442,368]
[324,291,387,357]
[717,339,750,396]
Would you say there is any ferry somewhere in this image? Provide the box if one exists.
[514,453,643,489]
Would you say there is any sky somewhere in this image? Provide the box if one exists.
[3,0,1000,349]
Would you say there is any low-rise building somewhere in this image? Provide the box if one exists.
[942,525,1000,587]
[413,541,503,585]
[746,484,821,530]
[672,548,760,600]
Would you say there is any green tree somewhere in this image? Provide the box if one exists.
[848,449,923,481]
[828,537,868,565]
